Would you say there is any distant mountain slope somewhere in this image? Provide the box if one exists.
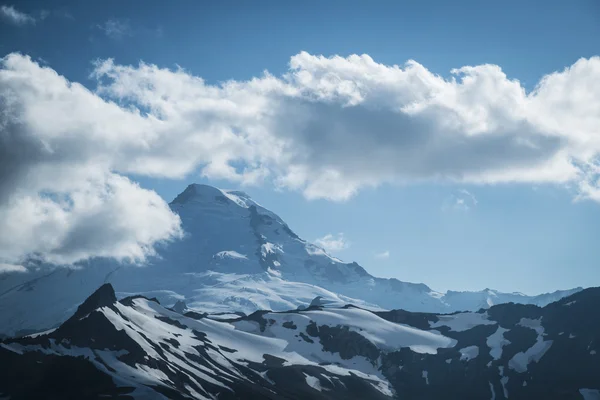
[1,284,598,399]
[0,184,582,337]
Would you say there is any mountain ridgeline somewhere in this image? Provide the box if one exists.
[0,184,582,338]
[0,283,598,399]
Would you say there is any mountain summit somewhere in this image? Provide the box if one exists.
[0,184,582,337]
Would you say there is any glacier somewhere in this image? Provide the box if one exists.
[0,184,582,337]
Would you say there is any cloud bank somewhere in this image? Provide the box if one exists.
[1,51,599,266]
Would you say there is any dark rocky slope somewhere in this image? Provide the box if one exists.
[1,284,598,399]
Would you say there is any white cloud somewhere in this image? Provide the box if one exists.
[91,52,600,201]
[375,250,390,259]
[0,263,27,274]
[0,54,183,266]
[1,5,35,25]
[315,233,349,253]
[1,52,600,265]
[459,189,478,205]
[443,189,478,212]
[96,18,132,39]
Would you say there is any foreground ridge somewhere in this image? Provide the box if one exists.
[1,284,599,399]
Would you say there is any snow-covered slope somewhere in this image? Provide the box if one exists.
[1,284,599,399]
[0,284,397,399]
[0,184,582,337]
[440,287,583,311]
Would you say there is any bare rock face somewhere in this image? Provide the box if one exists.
[1,284,599,399]
[69,283,117,321]
[172,300,187,314]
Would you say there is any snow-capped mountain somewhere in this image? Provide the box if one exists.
[0,184,582,337]
[1,283,599,399]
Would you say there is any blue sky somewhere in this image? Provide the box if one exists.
[1,0,600,294]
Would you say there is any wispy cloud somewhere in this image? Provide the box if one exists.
[315,233,349,253]
[1,5,36,25]
[459,189,478,206]
[95,18,163,41]
[96,18,132,40]
[443,189,478,212]
[375,250,390,259]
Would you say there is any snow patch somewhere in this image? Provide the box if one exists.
[459,345,479,361]
[499,366,509,398]
[487,326,511,360]
[580,388,600,400]
[215,251,248,260]
[304,374,323,392]
[220,190,251,208]
[508,319,553,373]
[430,312,495,332]
[517,318,544,335]
[207,313,244,321]
[303,308,457,354]
[261,242,282,257]
[25,328,57,338]
[489,381,496,400]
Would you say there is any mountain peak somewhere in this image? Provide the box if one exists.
[171,184,225,204]
[70,283,117,320]
[170,184,257,210]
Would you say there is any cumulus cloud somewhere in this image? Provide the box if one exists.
[1,51,600,265]
[1,5,35,25]
[375,250,390,259]
[0,53,182,266]
[91,52,600,201]
[315,233,349,253]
